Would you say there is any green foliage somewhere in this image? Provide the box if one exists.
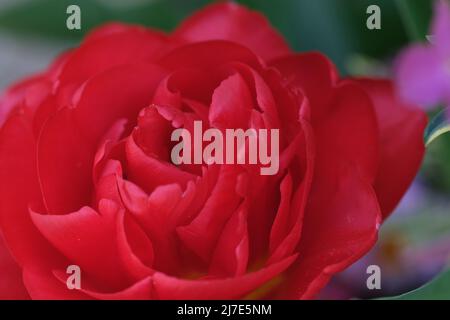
[395,0,433,41]
[0,0,433,72]
[384,268,450,300]
[425,109,450,147]
[0,0,210,40]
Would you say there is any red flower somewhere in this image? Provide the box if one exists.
[0,3,426,299]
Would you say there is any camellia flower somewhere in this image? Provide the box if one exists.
[396,0,450,112]
[0,3,426,299]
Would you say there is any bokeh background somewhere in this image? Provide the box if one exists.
[0,0,448,299]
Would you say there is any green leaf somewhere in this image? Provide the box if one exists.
[425,109,450,147]
[395,0,433,41]
[384,268,450,300]
[423,132,450,192]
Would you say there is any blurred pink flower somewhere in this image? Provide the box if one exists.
[396,0,450,110]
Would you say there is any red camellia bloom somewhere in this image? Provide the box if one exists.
[0,3,427,299]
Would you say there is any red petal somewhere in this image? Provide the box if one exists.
[228,63,280,129]
[23,268,89,300]
[82,277,153,300]
[133,106,173,162]
[93,139,125,185]
[152,255,297,300]
[0,232,29,299]
[94,161,123,206]
[58,26,169,87]
[37,108,94,214]
[73,63,166,143]
[270,53,339,122]
[30,200,132,291]
[125,134,195,193]
[177,166,243,262]
[174,2,291,61]
[32,268,152,300]
[314,82,379,183]
[115,211,154,280]
[209,205,249,277]
[158,40,262,72]
[153,68,217,111]
[0,75,47,126]
[84,23,146,43]
[117,178,184,273]
[209,73,253,129]
[355,79,427,218]
[280,163,381,299]
[268,119,315,265]
[0,114,59,268]
[274,82,382,298]
[269,173,294,255]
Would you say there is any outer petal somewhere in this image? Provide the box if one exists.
[273,79,381,297]
[37,108,95,214]
[267,55,378,191]
[30,200,133,291]
[355,79,427,218]
[0,114,60,269]
[0,232,29,299]
[313,82,379,183]
[0,75,47,127]
[174,2,291,61]
[58,25,169,87]
[278,163,381,299]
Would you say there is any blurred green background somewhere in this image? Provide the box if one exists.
[0,0,449,299]
[0,0,433,71]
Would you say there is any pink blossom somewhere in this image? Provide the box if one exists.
[396,0,450,111]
